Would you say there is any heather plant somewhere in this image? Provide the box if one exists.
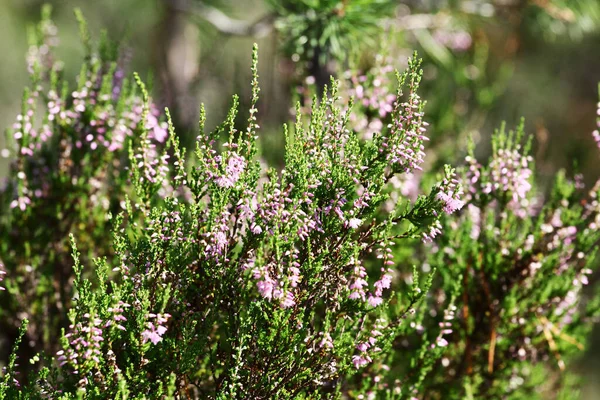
[41,48,459,399]
[0,5,169,368]
[1,8,463,398]
[296,60,600,398]
[1,6,600,400]
[399,122,600,398]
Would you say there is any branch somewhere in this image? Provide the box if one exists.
[168,0,275,38]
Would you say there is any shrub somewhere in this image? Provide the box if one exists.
[0,7,598,400]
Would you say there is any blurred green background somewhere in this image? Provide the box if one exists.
[2,0,600,179]
[1,0,600,397]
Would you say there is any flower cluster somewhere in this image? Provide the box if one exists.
[465,123,533,216]
[215,152,246,188]
[407,124,600,398]
[0,7,171,374]
[435,167,465,215]
[432,304,456,349]
[58,313,105,384]
[141,313,171,345]
[353,321,384,369]
[6,47,168,216]
[26,5,60,75]
[106,301,129,331]
[340,57,397,140]
[384,57,430,174]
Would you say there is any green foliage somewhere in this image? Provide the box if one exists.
[0,5,599,400]
[268,0,394,66]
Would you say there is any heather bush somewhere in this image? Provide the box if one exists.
[0,6,599,400]
[0,6,170,370]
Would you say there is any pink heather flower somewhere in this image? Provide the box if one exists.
[212,232,228,253]
[288,266,301,288]
[434,167,464,217]
[348,291,363,300]
[422,220,443,243]
[436,192,465,215]
[348,263,368,300]
[430,305,456,349]
[299,59,396,141]
[146,113,168,143]
[60,314,105,371]
[489,147,533,203]
[10,196,31,211]
[142,328,164,345]
[386,80,429,174]
[464,135,534,218]
[106,301,130,331]
[279,291,296,308]
[215,153,246,188]
[204,211,231,261]
[141,313,170,345]
[352,327,384,368]
[367,295,383,307]
[252,253,299,309]
[357,342,370,352]
[439,321,453,336]
[374,273,392,291]
[256,278,275,300]
[253,264,273,294]
[352,355,371,369]
[467,204,482,239]
[347,217,362,229]
[318,333,334,350]
[433,29,472,52]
